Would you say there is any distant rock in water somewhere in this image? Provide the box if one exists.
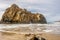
[1,4,47,24]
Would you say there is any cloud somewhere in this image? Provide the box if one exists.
[17,0,54,4]
[0,3,9,9]
[48,15,60,22]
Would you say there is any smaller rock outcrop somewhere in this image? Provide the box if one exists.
[1,4,47,24]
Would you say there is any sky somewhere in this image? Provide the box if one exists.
[0,0,60,22]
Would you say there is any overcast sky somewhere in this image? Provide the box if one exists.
[0,0,60,22]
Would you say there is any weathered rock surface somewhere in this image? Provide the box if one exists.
[1,4,47,24]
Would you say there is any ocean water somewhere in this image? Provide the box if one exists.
[0,24,60,34]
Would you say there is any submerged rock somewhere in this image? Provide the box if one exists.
[1,4,47,24]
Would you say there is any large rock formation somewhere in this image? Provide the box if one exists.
[1,4,47,24]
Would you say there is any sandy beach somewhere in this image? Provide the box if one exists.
[42,33,60,40]
[0,31,60,40]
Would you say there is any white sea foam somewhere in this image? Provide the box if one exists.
[0,24,60,34]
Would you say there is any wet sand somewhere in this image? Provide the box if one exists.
[0,32,60,40]
[42,33,60,40]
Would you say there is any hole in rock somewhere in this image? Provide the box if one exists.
[41,37,46,40]
[30,37,39,40]
[30,37,46,40]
